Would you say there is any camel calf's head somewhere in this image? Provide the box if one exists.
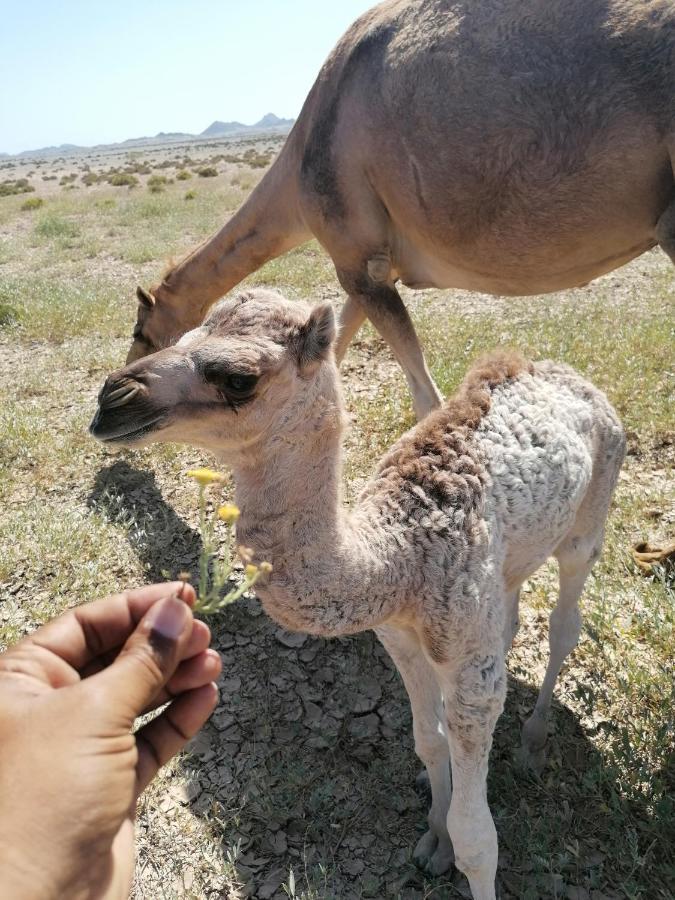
[91,289,337,464]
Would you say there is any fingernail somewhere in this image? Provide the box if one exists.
[146,596,190,641]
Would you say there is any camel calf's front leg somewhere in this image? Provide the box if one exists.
[438,651,506,900]
[375,625,454,876]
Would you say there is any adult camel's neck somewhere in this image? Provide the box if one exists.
[157,138,310,326]
[230,385,406,637]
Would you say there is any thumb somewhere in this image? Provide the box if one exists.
[92,595,193,723]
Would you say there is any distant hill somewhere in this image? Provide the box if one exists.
[254,113,294,129]
[200,114,293,138]
[5,113,295,159]
[201,120,248,137]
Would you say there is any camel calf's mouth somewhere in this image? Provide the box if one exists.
[89,375,167,445]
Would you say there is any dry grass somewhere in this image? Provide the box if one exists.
[0,136,673,899]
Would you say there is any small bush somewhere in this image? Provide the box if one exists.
[0,302,19,327]
[176,169,192,181]
[0,178,35,197]
[184,190,197,201]
[34,214,80,240]
[147,174,171,194]
[81,172,101,186]
[197,166,218,178]
[108,173,139,188]
[21,197,44,211]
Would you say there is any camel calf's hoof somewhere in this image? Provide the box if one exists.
[413,829,455,876]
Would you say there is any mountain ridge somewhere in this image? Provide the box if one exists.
[3,114,295,159]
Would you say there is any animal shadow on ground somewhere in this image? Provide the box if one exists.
[87,460,202,581]
[88,462,665,899]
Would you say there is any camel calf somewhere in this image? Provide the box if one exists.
[93,290,626,899]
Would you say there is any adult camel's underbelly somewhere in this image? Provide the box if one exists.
[393,232,658,296]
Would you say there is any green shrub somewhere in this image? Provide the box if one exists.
[184,190,197,200]
[107,173,139,188]
[0,178,35,197]
[147,174,171,194]
[197,166,218,178]
[176,169,192,181]
[81,172,101,186]
[0,302,19,327]
[34,214,80,239]
[21,197,44,211]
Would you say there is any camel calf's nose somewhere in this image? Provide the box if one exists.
[98,378,144,410]
[97,375,145,411]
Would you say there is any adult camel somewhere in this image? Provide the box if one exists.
[128,0,675,419]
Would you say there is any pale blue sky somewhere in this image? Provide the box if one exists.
[0,0,374,154]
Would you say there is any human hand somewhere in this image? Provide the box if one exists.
[0,582,221,900]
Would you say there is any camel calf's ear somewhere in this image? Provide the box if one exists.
[136,286,156,309]
[294,303,336,368]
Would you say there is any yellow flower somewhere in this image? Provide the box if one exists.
[260,561,273,575]
[218,503,240,524]
[186,467,226,486]
[244,563,259,580]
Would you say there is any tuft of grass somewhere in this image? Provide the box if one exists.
[34,212,80,241]
[21,196,44,211]
[0,277,128,341]
[108,173,139,188]
[184,190,197,201]
[148,174,171,193]
[176,169,192,181]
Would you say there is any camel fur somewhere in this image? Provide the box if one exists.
[128,0,675,420]
[93,290,626,900]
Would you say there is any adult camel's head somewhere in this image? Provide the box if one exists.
[126,284,183,364]
[93,289,338,463]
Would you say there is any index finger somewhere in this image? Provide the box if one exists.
[22,582,196,670]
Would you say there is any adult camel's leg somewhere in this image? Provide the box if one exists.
[334,295,367,363]
[656,196,675,263]
[338,271,443,420]
[656,143,675,262]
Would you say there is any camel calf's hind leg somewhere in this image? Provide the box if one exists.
[521,431,624,768]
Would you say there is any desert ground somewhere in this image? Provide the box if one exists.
[0,133,673,900]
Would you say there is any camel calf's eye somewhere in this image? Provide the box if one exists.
[223,373,259,395]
